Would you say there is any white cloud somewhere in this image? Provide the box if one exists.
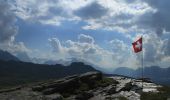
[7,0,170,69]
[78,34,95,44]
[0,0,30,55]
[48,33,170,71]
[48,34,139,71]
[10,0,92,26]
[10,0,169,36]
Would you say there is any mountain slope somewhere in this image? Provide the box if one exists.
[16,52,31,62]
[0,60,98,87]
[0,72,169,100]
[0,50,19,61]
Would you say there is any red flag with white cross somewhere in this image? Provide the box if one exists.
[132,37,142,53]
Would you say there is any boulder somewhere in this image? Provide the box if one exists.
[42,78,79,95]
[32,72,102,95]
[32,75,79,92]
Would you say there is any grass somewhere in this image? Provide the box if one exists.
[141,86,170,100]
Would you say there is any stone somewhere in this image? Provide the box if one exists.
[75,91,94,100]
[107,86,117,95]
[120,82,133,92]
[79,72,102,85]
[42,78,79,95]
[45,94,63,100]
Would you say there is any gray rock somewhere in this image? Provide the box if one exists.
[119,82,133,92]
[107,86,117,95]
[42,77,79,95]
[45,94,63,100]
[75,91,94,100]
[79,72,102,83]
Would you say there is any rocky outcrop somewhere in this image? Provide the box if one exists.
[32,72,102,95]
[75,91,94,100]
[0,72,163,100]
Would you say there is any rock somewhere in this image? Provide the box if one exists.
[0,86,22,93]
[42,77,79,95]
[0,73,163,100]
[79,72,102,87]
[120,82,133,92]
[75,91,94,100]
[32,86,45,91]
[131,84,142,93]
[45,94,63,100]
[79,72,102,82]
[31,72,103,95]
[32,75,79,91]
[107,86,117,95]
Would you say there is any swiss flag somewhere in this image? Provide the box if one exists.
[132,37,142,53]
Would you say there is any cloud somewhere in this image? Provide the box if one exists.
[76,0,170,36]
[0,0,17,44]
[48,34,138,71]
[10,0,89,26]
[74,2,108,19]
[135,0,170,35]
[162,34,170,56]
[10,0,170,35]
[8,0,170,68]
[78,34,95,44]
[76,0,170,68]
[48,38,63,53]
[0,0,30,56]
[143,33,164,64]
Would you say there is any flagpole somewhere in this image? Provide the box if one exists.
[141,36,144,89]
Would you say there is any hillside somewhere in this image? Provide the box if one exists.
[0,50,19,61]
[0,72,169,100]
[0,60,98,88]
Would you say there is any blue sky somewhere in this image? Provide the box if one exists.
[0,0,170,72]
[16,18,131,53]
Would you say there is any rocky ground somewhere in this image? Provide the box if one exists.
[0,72,167,100]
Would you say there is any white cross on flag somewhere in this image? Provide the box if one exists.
[132,37,142,53]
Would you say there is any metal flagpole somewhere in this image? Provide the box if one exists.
[141,36,144,89]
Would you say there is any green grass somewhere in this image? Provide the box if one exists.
[141,86,170,100]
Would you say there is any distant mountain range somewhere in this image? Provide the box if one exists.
[113,66,170,85]
[0,50,170,86]
[0,60,98,87]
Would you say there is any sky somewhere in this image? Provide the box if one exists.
[0,0,170,73]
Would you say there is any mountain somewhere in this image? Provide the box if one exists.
[0,72,169,100]
[44,59,70,66]
[31,57,47,64]
[16,52,31,62]
[113,66,170,85]
[0,50,19,61]
[0,60,98,87]
[113,67,135,77]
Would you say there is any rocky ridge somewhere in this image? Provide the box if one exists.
[0,72,163,100]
